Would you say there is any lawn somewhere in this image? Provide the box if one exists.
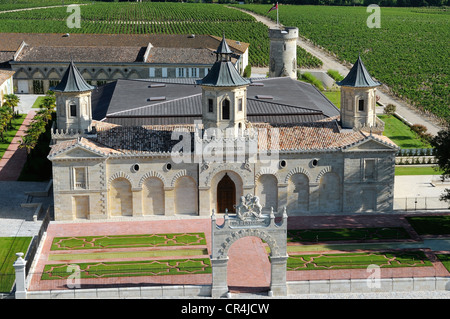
[287,251,432,271]
[41,258,212,280]
[287,227,411,243]
[378,114,431,149]
[0,114,26,160]
[322,91,340,109]
[395,166,443,176]
[0,237,32,293]
[31,96,46,109]
[406,215,450,236]
[51,233,207,250]
[48,248,208,261]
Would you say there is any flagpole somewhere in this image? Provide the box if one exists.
[277,2,279,27]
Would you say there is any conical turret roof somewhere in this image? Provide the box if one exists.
[198,34,250,87]
[214,34,233,55]
[53,61,95,93]
[337,56,381,88]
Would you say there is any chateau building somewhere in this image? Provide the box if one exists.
[48,32,398,221]
[0,33,248,94]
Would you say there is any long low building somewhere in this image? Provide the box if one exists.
[0,33,248,94]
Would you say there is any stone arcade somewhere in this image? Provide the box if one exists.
[48,32,398,221]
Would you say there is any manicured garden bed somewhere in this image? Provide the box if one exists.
[41,258,212,280]
[406,216,450,236]
[287,251,432,271]
[51,233,207,250]
[287,227,411,243]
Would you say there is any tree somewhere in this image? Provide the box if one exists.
[383,103,396,117]
[3,94,19,126]
[431,126,450,205]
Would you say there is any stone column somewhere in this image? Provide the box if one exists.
[132,188,143,217]
[308,182,320,212]
[211,258,229,298]
[278,184,288,211]
[164,187,175,216]
[269,256,288,297]
[198,187,211,217]
[13,253,27,299]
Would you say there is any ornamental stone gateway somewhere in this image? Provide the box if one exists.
[210,194,288,297]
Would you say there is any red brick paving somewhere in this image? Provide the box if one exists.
[0,111,36,181]
[28,216,450,292]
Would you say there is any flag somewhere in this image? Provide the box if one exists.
[268,3,278,13]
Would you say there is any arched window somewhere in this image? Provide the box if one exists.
[222,99,230,120]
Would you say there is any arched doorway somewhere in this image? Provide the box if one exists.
[217,173,236,213]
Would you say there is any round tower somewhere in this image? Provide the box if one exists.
[268,27,298,79]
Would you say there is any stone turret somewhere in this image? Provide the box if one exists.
[198,35,251,137]
[268,27,298,79]
[337,56,381,130]
[53,61,95,135]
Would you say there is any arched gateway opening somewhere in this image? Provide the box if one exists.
[210,194,288,297]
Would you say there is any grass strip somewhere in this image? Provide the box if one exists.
[48,248,208,261]
[0,237,32,293]
[0,114,26,160]
[395,166,443,176]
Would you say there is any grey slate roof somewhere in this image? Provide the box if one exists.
[53,61,95,93]
[198,61,250,87]
[91,76,338,126]
[337,56,381,88]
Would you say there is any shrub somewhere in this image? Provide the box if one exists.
[383,104,397,117]
[243,64,251,78]
[298,72,324,91]
[411,124,428,136]
[326,69,344,82]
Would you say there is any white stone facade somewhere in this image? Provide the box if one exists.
[50,136,396,221]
